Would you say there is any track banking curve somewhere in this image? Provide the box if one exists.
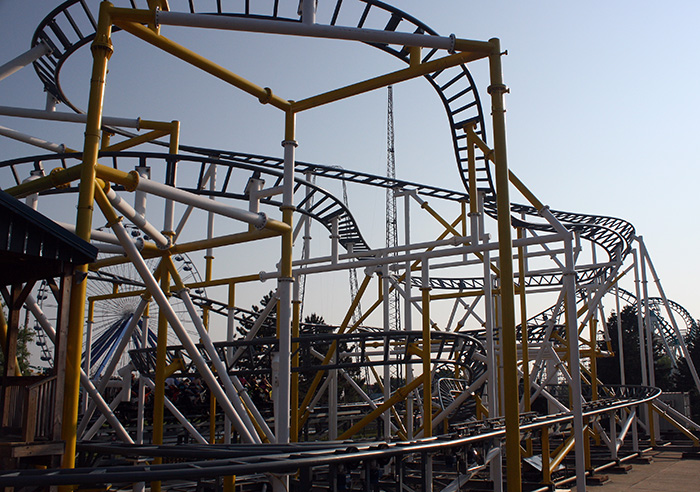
[0,0,688,489]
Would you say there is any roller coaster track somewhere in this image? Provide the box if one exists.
[0,1,687,489]
[0,383,662,488]
[23,0,637,272]
[129,329,487,383]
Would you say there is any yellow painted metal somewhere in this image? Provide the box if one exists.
[648,402,657,447]
[465,124,479,215]
[651,403,700,446]
[298,273,372,426]
[95,165,140,191]
[420,201,462,237]
[549,431,577,471]
[430,290,485,301]
[100,130,112,150]
[487,38,521,492]
[102,129,169,152]
[150,259,170,492]
[113,19,291,111]
[5,164,82,198]
[292,51,486,113]
[338,374,425,440]
[584,424,593,471]
[366,364,408,440]
[421,286,432,438]
[164,357,185,379]
[540,425,551,485]
[465,125,546,212]
[60,2,114,476]
[409,46,421,67]
[0,307,22,376]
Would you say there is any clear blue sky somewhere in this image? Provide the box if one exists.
[1,1,698,326]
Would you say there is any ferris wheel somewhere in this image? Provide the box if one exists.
[84,245,206,380]
[33,242,206,379]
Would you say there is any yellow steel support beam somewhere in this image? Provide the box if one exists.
[487,38,521,492]
[338,375,425,440]
[421,285,432,438]
[0,307,22,376]
[298,273,373,425]
[60,1,114,477]
[112,19,291,111]
[102,129,169,152]
[5,164,82,198]
[465,124,546,212]
[292,51,486,113]
[366,364,409,441]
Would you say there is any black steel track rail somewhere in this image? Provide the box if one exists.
[7,0,637,282]
[129,329,487,382]
[0,384,660,488]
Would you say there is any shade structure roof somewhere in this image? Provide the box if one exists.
[0,190,98,285]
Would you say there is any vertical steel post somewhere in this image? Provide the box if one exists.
[403,193,414,439]
[273,109,296,492]
[487,38,521,492]
[421,258,432,439]
[61,1,113,474]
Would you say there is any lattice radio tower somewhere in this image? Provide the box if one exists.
[386,86,401,334]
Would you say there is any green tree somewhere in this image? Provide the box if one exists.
[670,325,700,420]
[0,304,34,375]
[597,305,675,390]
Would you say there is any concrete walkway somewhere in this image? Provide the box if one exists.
[565,447,700,491]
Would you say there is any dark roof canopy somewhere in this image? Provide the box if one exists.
[0,190,98,285]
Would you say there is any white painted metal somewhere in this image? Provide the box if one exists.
[136,176,268,229]
[0,43,51,82]
[156,11,467,52]
[0,124,66,153]
[108,218,258,442]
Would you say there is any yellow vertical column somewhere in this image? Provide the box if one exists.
[151,263,170,492]
[421,267,432,438]
[488,38,521,492]
[61,1,113,475]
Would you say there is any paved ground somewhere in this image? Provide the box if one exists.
[564,447,700,491]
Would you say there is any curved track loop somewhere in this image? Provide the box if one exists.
[31,0,491,194]
[0,2,682,487]
[27,0,637,276]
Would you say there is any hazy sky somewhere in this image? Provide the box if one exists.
[1,1,698,327]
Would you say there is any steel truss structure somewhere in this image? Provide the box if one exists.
[0,2,698,492]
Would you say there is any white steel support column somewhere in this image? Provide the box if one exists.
[639,238,700,393]
[24,295,134,444]
[382,264,392,439]
[563,235,587,492]
[100,209,258,442]
[615,282,626,385]
[632,249,649,387]
[479,193,502,492]
[0,43,51,82]
[638,239,660,442]
[539,207,586,491]
[403,192,414,439]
